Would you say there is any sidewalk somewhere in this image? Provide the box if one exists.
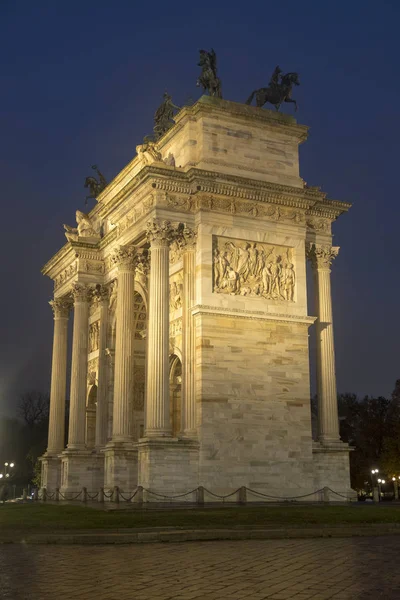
[3,522,400,545]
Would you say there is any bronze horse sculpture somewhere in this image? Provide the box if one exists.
[196,48,222,98]
[84,165,107,202]
[246,70,300,112]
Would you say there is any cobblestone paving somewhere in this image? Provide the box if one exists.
[1,537,400,599]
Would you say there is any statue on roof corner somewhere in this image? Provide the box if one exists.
[153,92,180,140]
[84,165,108,202]
[246,66,299,112]
[64,210,100,242]
[197,48,222,98]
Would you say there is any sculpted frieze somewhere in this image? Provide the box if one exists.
[54,262,77,291]
[213,236,295,301]
[194,194,304,225]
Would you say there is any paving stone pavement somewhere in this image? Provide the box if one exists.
[1,536,399,600]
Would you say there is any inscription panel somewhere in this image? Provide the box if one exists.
[213,236,295,301]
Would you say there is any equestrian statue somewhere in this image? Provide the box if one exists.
[84,165,107,202]
[246,66,300,112]
[197,48,222,98]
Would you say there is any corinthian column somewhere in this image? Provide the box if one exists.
[111,246,137,442]
[67,283,90,450]
[47,298,71,454]
[145,220,174,437]
[307,243,340,444]
[94,285,109,449]
[181,227,197,436]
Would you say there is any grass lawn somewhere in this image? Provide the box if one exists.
[1,503,400,533]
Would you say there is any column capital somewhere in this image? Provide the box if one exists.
[111,245,137,271]
[306,243,339,271]
[49,298,72,319]
[71,283,90,303]
[146,219,175,247]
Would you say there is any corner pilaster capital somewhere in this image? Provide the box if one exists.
[180,225,197,251]
[111,245,137,271]
[49,297,72,318]
[146,219,174,248]
[70,283,91,303]
[92,284,109,304]
[306,243,339,271]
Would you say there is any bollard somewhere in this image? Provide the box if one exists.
[82,487,88,503]
[373,486,379,502]
[113,486,120,504]
[238,486,247,505]
[98,487,104,503]
[197,486,205,505]
[323,487,330,503]
[42,488,47,502]
[55,488,60,502]
[136,486,143,504]
[22,489,28,501]
[33,488,39,501]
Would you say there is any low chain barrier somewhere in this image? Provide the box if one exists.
[35,485,355,504]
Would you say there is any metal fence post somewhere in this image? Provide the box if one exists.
[55,488,60,502]
[42,488,47,502]
[113,486,120,504]
[98,487,104,503]
[323,487,330,503]
[82,487,87,503]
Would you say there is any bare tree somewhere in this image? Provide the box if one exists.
[17,391,49,428]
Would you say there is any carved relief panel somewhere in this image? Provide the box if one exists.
[169,271,183,312]
[213,236,295,301]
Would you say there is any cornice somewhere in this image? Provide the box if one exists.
[192,304,316,326]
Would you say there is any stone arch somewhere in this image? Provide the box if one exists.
[169,354,182,437]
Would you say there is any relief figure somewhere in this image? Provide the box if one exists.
[213,237,295,301]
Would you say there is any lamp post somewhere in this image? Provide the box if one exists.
[371,468,379,501]
[0,462,15,480]
[392,477,399,501]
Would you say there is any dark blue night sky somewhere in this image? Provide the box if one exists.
[1,0,399,416]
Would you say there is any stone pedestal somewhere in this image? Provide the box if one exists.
[138,438,199,499]
[60,450,104,493]
[39,454,61,491]
[104,443,138,492]
[312,442,356,500]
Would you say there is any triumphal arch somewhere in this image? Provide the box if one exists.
[40,96,353,499]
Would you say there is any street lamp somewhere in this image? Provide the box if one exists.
[0,462,15,480]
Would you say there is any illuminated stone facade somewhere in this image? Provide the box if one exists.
[40,97,354,499]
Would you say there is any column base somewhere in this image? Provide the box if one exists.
[60,450,104,494]
[39,454,62,492]
[312,440,357,501]
[104,442,138,492]
[138,437,199,501]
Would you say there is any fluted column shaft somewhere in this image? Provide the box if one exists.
[145,220,174,436]
[111,247,136,442]
[182,229,197,436]
[68,284,90,450]
[47,298,71,454]
[95,287,109,449]
[308,244,340,443]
